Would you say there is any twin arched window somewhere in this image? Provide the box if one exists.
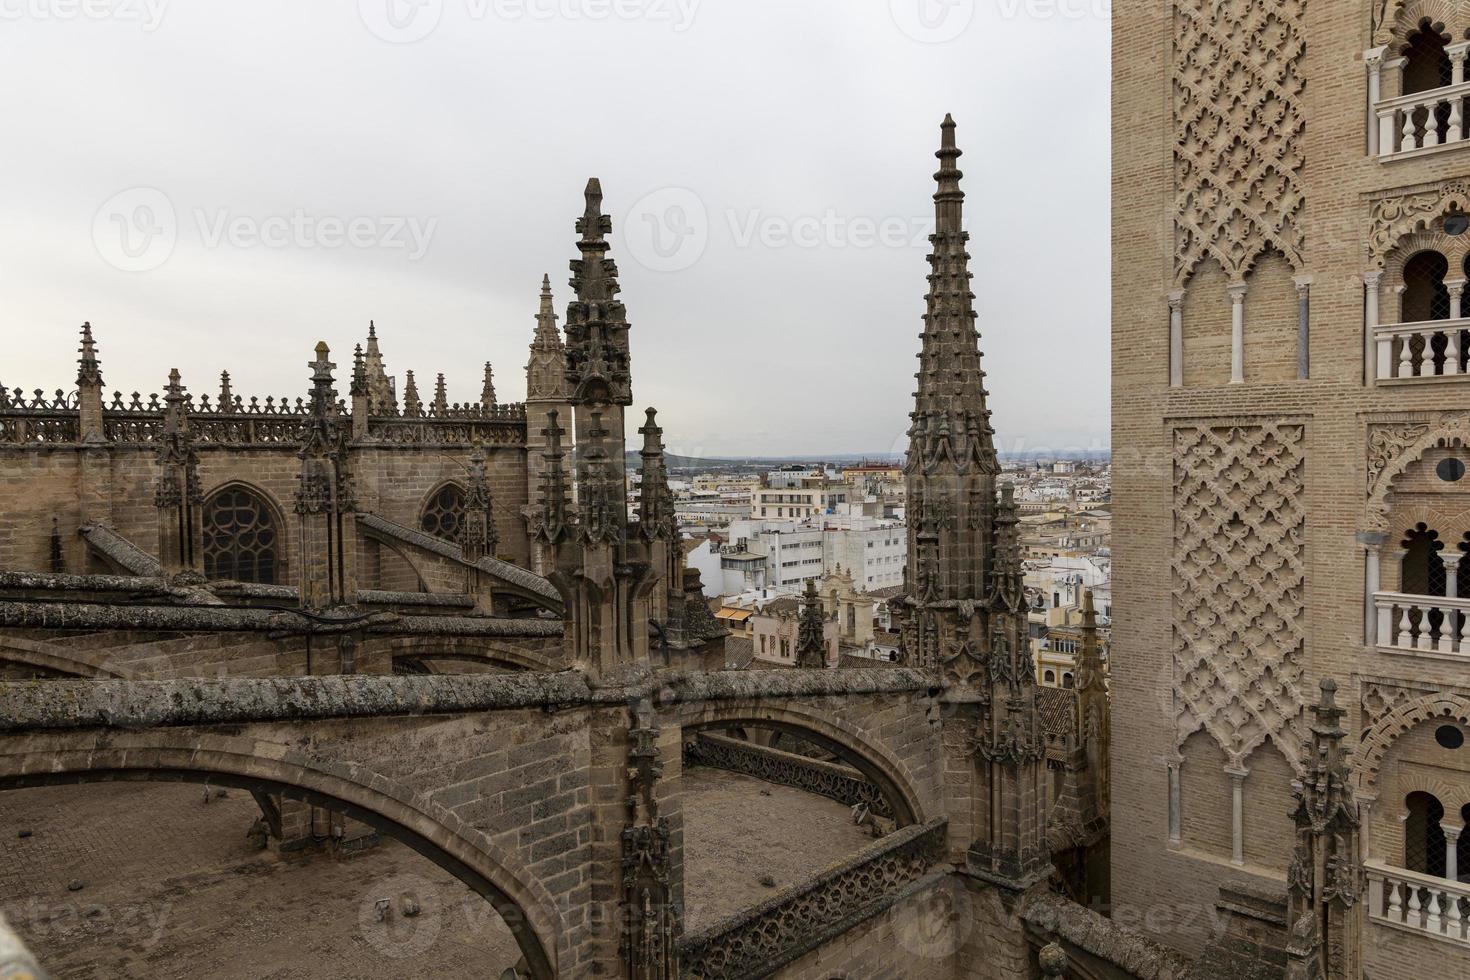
[202,486,279,584]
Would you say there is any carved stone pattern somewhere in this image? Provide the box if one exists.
[1172,0,1306,284]
[1369,181,1470,269]
[677,818,946,980]
[1173,422,1306,769]
[683,733,893,820]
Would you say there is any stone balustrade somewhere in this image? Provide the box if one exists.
[1377,83,1470,158]
[1374,592,1470,657]
[1366,860,1470,945]
[678,817,948,979]
[1374,318,1470,381]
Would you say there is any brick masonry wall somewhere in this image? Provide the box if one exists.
[1114,0,1470,968]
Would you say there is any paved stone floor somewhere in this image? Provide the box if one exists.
[0,767,871,978]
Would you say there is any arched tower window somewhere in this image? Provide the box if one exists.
[1402,251,1451,323]
[1406,791,1447,878]
[202,486,279,584]
[420,483,466,543]
[1402,523,1447,597]
[1402,21,1454,95]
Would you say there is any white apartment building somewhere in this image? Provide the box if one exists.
[688,516,907,596]
[750,485,849,521]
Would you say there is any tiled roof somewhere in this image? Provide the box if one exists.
[1037,686,1077,737]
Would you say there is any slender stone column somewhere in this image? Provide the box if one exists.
[1444,823,1463,882]
[1361,531,1387,646]
[1227,765,1248,866]
[1228,282,1247,384]
[1166,756,1182,845]
[1366,271,1385,382]
[1366,47,1387,155]
[1294,275,1312,379]
[1168,290,1184,388]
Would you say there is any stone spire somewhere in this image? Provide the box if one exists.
[907,114,998,483]
[362,321,395,414]
[903,114,1002,624]
[461,445,498,563]
[77,322,102,387]
[480,362,496,409]
[294,343,356,610]
[1075,589,1106,693]
[527,274,568,402]
[796,578,829,669]
[565,178,632,407]
[1286,679,1364,980]
[401,370,422,417]
[533,410,571,545]
[218,371,235,412]
[350,345,367,398]
[155,368,203,580]
[77,322,105,443]
[637,408,675,541]
[432,373,448,415]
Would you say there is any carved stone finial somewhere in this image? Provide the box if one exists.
[1039,943,1068,978]
[432,372,448,414]
[77,321,103,387]
[402,370,422,417]
[481,362,496,409]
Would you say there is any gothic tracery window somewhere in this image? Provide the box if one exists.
[202,486,279,584]
[420,483,467,542]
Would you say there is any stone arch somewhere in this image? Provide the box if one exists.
[1367,413,1470,532]
[1370,183,1470,269]
[382,636,562,674]
[0,637,123,679]
[0,731,562,978]
[1359,693,1470,791]
[1377,0,1469,48]
[201,480,287,585]
[677,701,928,825]
[1396,768,1470,818]
[1382,232,1465,299]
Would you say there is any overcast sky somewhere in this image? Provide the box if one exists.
[1,0,1109,458]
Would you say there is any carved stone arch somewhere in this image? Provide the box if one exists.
[201,480,287,584]
[1366,413,1470,531]
[419,479,468,543]
[1370,182,1470,269]
[0,731,563,978]
[1389,501,1470,552]
[678,702,930,825]
[1395,768,1470,819]
[1381,231,1464,295]
[1358,693,1470,791]
[1377,0,1469,47]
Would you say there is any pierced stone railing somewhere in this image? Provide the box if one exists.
[1377,82,1470,158]
[1366,860,1470,945]
[683,731,893,819]
[1374,592,1470,657]
[677,817,948,979]
[1374,318,1470,380]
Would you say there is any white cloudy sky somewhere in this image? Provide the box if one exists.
[0,0,1109,458]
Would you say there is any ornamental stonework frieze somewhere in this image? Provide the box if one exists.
[1368,180,1470,269]
[1173,0,1306,285]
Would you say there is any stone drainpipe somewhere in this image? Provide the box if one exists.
[0,910,48,979]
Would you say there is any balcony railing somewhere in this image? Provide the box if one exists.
[1374,319,1470,381]
[1377,83,1470,159]
[1374,592,1470,657]
[1366,860,1470,944]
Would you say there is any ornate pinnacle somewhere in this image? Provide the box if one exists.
[532,274,562,350]
[535,409,571,543]
[577,178,609,245]
[307,342,337,418]
[1076,589,1106,691]
[218,371,234,410]
[638,407,674,538]
[366,319,378,348]
[481,362,496,408]
[350,345,367,397]
[402,370,422,417]
[796,578,828,669]
[77,322,103,387]
[934,113,964,223]
[432,373,448,414]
